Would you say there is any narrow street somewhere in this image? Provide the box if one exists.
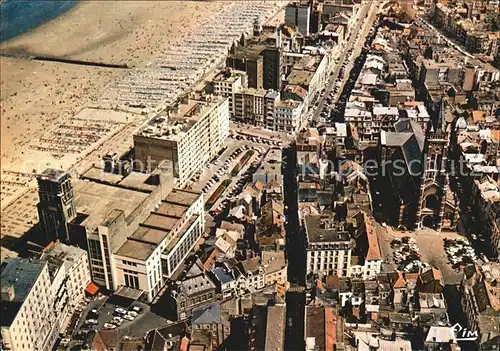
[284,2,380,349]
[283,145,307,350]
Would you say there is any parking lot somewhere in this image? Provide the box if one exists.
[64,295,168,349]
[186,131,286,215]
[377,224,464,284]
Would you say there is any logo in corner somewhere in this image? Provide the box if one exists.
[452,323,478,341]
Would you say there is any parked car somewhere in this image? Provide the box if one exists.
[124,314,135,321]
[112,316,124,323]
[114,307,127,315]
[103,323,116,330]
[131,306,143,313]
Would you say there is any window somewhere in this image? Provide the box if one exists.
[124,274,139,289]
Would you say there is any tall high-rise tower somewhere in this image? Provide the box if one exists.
[37,169,77,244]
[284,3,311,36]
[415,99,450,230]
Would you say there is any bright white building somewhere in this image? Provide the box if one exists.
[305,215,353,278]
[0,259,58,351]
[134,96,230,185]
[41,242,91,332]
[274,99,304,132]
[114,189,204,302]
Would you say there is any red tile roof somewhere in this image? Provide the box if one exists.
[203,248,220,270]
[391,271,407,289]
[364,213,382,261]
[491,130,500,142]
[325,307,337,351]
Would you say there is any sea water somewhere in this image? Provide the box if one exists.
[0,0,78,42]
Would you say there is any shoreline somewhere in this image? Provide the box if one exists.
[0,1,229,209]
[0,1,280,213]
[0,0,79,43]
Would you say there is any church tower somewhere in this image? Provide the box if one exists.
[415,99,450,230]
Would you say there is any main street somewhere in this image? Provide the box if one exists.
[284,3,380,349]
[312,0,380,123]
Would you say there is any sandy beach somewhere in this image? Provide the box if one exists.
[0,0,282,240]
[0,0,229,208]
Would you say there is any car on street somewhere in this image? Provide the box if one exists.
[103,323,116,330]
[114,307,127,315]
[124,314,135,321]
[127,311,139,318]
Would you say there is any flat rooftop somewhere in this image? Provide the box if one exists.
[142,213,179,230]
[1,259,47,327]
[115,239,156,261]
[82,167,160,192]
[42,241,86,272]
[238,88,268,98]
[72,179,149,230]
[155,203,188,219]
[164,189,201,207]
[135,98,223,141]
[287,69,315,87]
[38,168,68,182]
[1,258,46,302]
[275,99,301,108]
[82,167,123,184]
[118,171,157,191]
[305,215,351,243]
[130,226,170,245]
[213,69,245,83]
[228,44,265,60]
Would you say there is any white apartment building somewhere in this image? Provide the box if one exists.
[274,99,304,132]
[134,96,230,185]
[114,189,204,302]
[41,242,91,332]
[1,259,58,351]
[212,69,247,118]
[305,216,353,278]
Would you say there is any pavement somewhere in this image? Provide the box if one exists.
[187,131,288,214]
[377,224,464,285]
[231,121,293,142]
[188,139,265,201]
[67,295,169,349]
[312,0,379,123]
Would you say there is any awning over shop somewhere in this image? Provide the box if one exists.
[85,282,99,296]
